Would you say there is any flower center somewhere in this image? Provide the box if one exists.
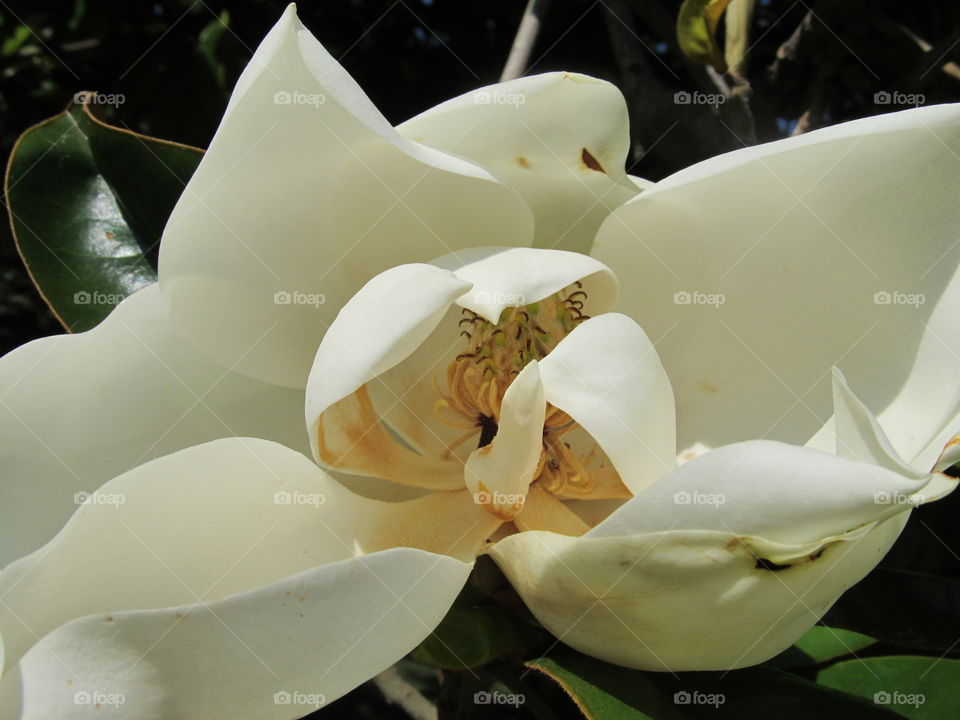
[432,286,601,497]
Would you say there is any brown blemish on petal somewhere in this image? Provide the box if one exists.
[695,380,720,394]
[724,537,741,552]
[755,545,830,572]
[581,148,605,173]
[755,557,792,572]
[515,156,532,169]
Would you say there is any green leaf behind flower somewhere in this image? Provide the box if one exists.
[4,94,202,332]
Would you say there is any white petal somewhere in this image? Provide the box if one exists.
[490,516,907,671]
[0,285,306,568]
[0,438,471,718]
[431,246,618,323]
[538,313,676,494]
[398,72,637,254]
[593,104,960,459]
[464,361,546,518]
[369,247,618,460]
[593,440,943,545]
[158,6,533,388]
[305,263,470,461]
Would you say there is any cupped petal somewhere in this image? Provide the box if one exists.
[0,285,307,569]
[489,516,907,671]
[431,246,618,323]
[158,5,533,389]
[464,361,546,518]
[306,263,470,430]
[398,72,637,254]
[305,263,470,480]
[592,104,960,459]
[593,440,947,545]
[538,313,676,494]
[356,248,618,462]
[0,438,475,718]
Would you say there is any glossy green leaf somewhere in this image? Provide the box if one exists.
[769,626,878,669]
[525,647,901,719]
[677,0,735,69]
[411,587,545,671]
[817,656,960,720]
[4,95,203,332]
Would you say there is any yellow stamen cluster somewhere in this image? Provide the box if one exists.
[432,286,599,496]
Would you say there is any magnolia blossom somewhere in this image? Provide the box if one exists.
[2,4,960,720]
[306,246,955,674]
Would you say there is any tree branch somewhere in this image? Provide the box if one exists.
[374,666,438,720]
[500,0,551,82]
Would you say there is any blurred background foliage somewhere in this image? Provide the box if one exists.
[2,0,960,352]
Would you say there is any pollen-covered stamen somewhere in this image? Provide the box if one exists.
[432,286,610,502]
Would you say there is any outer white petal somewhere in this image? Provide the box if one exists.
[431,246,617,323]
[0,438,471,718]
[398,72,637,253]
[538,313,676,494]
[593,440,942,545]
[489,518,906,671]
[0,285,306,568]
[592,104,960,460]
[464,361,545,517]
[158,6,533,389]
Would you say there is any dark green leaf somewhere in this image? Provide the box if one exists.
[768,626,877,669]
[525,647,902,719]
[817,656,960,720]
[411,587,545,670]
[4,96,203,332]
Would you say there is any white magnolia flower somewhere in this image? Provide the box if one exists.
[1,5,959,720]
[305,247,956,674]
